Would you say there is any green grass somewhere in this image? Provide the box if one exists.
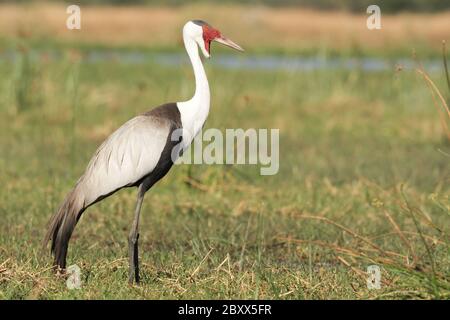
[0,45,449,299]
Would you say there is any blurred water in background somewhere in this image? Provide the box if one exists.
[0,49,443,73]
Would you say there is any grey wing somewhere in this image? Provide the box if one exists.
[78,115,172,206]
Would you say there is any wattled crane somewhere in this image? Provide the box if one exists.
[44,20,243,284]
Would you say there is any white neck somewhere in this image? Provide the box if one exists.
[177,32,211,146]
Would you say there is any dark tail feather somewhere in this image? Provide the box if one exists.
[43,187,85,270]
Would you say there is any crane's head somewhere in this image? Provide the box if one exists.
[184,20,244,58]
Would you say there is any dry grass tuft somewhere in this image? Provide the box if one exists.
[415,42,450,142]
[276,189,449,299]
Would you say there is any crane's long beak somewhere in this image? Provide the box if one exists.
[214,36,244,52]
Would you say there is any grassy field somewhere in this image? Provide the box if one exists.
[0,4,449,300]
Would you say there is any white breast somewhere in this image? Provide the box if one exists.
[176,99,210,149]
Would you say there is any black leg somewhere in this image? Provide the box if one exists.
[129,184,145,284]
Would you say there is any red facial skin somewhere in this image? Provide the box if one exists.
[202,25,221,54]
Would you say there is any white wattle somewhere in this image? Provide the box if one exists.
[176,24,211,149]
